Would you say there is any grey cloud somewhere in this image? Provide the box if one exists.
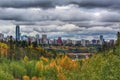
[0,0,54,8]
[0,6,119,28]
[21,24,84,34]
[0,7,93,22]
[71,0,120,10]
[2,29,10,34]
[14,21,36,25]
[69,21,115,28]
[100,12,120,22]
[21,26,34,33]
[0,0,119,40]
[0,0,120,9]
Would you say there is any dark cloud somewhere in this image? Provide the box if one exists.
[0,0,54,8]
[100,13,120,22]
[14,21,36,25]
[0,7,93,22]
[72,1,112,8]
[68,21,115,28]
[0,0,120,9]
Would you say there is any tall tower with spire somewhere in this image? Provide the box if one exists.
[16,25,20,41]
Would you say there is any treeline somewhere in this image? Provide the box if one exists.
[0,36,58,60]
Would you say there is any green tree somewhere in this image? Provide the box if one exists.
[116,32,120,46]
[9,36,14,60]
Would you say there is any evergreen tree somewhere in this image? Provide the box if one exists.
[116,32,120,46]
[114,32,120,55]
[33,40,38,48]
[9,36,14,60]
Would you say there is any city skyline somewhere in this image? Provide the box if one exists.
[0,25,118,40]
[0,25,116,47]
[0,0,120,40]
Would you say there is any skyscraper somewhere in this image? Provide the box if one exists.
[0,33,4,41]
[36,34,40,39]
[42,34,47,44]
[16,25,20,41]
[42,34,47,40]
[100,35,104,45]
[57,37,63,46]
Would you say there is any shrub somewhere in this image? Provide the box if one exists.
[81,53,120,80]
[10,62,26,79]
[23,75,30,80]
[0,70,14,80]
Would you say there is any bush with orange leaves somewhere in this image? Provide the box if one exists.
[40,56,49,63]
[31,76,43,80]
[23,75,30,80]
[41,56,80,80]
[0,55,81,80]
[57,71,66,80]
[23,76,43,80]
[31,76,37,80]
[82,56,89,65]
[58,56,78,71]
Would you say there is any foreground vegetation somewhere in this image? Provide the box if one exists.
[0,56,81,80]
[0,49,120,80]
[0,32,120,80]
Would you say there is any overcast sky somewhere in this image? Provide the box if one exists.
[0,0,120,40]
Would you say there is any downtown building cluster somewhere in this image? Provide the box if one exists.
[0,25,116,47]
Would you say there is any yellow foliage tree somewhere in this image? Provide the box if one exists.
[0,42,9,57]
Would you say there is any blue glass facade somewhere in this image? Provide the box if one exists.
[16,25,20,41]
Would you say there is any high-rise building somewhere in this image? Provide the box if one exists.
[21,35,28,41]
[81,39,86,46]
[36,34,40,39]
[100,35,104,45]
[41,34,47,44]
[92,39,97,44]
[66,39,72,44]
[0,33,4,41]
[16,25,20,41]
[42,34,47,40]
[57,37,63,45]
[109,40,114,46]
[36,34,40,44]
